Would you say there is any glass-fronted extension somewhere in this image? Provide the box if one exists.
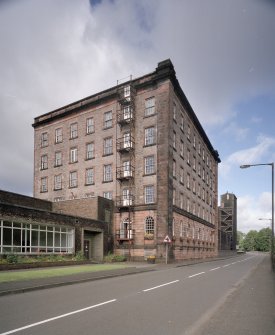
[0,220,74,254]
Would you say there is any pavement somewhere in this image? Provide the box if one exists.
[0,255,239,296]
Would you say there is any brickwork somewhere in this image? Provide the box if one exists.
[32,60,220,262]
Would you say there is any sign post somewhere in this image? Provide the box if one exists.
[163,235,171,265]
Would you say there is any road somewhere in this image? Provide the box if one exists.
[0,253,273,335]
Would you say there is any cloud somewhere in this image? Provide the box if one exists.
[0,0,275,197]
[219,135,275,178]
[238,193,272,233]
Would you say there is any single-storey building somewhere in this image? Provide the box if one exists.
[0,190,113,261]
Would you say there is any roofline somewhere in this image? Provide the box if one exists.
[32,59,220,163]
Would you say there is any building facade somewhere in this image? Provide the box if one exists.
[33,59,220,261]
[0,190,112,261]
[218,192,237,250]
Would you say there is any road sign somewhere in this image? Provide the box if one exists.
[163,235,171,243]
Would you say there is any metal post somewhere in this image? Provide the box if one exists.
[271,163,274,269]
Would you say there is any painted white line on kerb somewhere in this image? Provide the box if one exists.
[188,272,205,278]
[209,267,220,271]
[0,299,117,335]
[143,280,179,292]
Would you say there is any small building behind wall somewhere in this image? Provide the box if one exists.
[0,190,110,262]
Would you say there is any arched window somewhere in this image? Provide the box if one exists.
[145,216,154,234]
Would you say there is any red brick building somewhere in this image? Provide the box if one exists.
[33,60,220,262]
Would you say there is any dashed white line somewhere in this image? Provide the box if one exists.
[222,264,230,268]
[188,272,205,278]
[0,299,117,335]
[210,267,220,271]
[143,280,179,292]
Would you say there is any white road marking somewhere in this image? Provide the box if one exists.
[188,272,205,278]
[143,280,179,292]
[0,299,117,335]
[210,267,220,271]
[222,264,230,268]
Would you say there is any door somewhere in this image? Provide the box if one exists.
[122,189,132,206]
[84,240,90,259]
[123,133,131,149]
[123,161,131,177]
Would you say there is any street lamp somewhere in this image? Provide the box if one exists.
[240,163,274,269]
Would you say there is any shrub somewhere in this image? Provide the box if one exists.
[104,253,126,262]
[6,254,19,264]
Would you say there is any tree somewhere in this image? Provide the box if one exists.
[237,231,245,246]
[255,228,271,252]
[242,230,258,251]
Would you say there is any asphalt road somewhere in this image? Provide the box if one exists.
[0,253,272,335]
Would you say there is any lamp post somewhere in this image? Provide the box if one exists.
[240,163,274,269]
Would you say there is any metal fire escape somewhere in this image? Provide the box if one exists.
[115,81,136,252]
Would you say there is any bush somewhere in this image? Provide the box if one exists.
[104,253,127,262]
[73,251,85,261]
[6,254,19,264]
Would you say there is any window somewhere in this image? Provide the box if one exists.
[123,132,132,149]
[193,156,196,171]
[41,132,48,147]
[193,178,196,194]
[187,150,190,165]
[86,168,94,185]
[180,140,184,157]
[123,161,132,177]
[145,97,155,116]
[103,137,113,155]
[145,185,154,204]
[180,114,184,131]
[124,85,131,98]
[70,148,78,163]
[187,173,190,189]
[55,128,63,143]
[122,189,132,206]
[173,160,176,178]
[86,142,95,160]
[193,134,196,148]
[41,155,48,170]
[173,189,176,205]
[70,123,78,139]
[123,106,132,121]
[55,152,62,167]
[187,125,191,141]
[173,103,176,121]
[145,155,155,175]
[69,171,77,188]
[145,216,154,234]
[104,111,112,129]
[145,126,155,146]
[180,193,184,209]
[0,220,74,254]
[54,174,62,190]
[173,131,176,149]
[41,177,48,192]
[103,164,112,182]
[180,167,184,184]
[187,198,190,212]
[86,117,94,134]
[103,191,112,200]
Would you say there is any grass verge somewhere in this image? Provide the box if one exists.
[0,264,128,283]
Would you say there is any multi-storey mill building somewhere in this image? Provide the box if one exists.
[33,59,221,261]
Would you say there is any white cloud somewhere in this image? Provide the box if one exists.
[238,193,272,233]
[0,0,275,197]
[219,135,275,178]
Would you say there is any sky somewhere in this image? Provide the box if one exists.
[0,0,275,233]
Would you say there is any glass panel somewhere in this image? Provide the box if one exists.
[13,229,21,246]
[61,234,67,247]
[40,231,46,247]
[54,232,60,247]
[3,228,12,245]
[31,231,39,247]
[13,222,22,228]
[47,232,53,246]
[3,221,12,227]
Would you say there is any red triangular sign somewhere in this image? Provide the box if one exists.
[163,235,171,243]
